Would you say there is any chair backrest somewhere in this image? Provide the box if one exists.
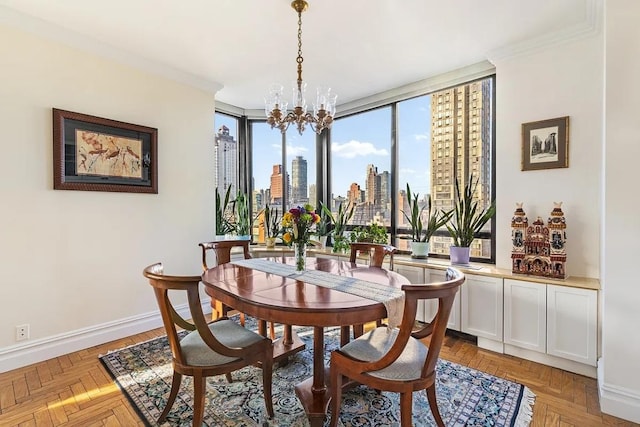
[142,263,249,365]
[199,239,251,270]
[349,242,396,270]
[363,267,465,380]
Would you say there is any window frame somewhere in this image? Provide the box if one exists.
[216,73,496,264]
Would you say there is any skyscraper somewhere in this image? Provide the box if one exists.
[430,80,492,256]
[270,164,289,206]
[291,156,308,205]
[365,164,378,204]
[214,125,238,195]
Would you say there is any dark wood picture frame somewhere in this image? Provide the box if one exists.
[521,116,569,171]
[53,109,158,193]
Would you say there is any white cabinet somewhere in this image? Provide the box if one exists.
[461,274,503,341]
[394,265,426,321]
[424,269,461,331]
[504,279,546,353]
[547,284,597,366]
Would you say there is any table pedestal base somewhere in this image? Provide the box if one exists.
[294,374,330,427]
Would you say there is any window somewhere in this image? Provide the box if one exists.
[248,122,316,242]
[220,75,495,262]
[330,107,392,227]
[213,112,239,197]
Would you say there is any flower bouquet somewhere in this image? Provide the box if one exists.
[281,204,320,271]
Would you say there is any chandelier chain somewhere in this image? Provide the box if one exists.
[296,9,303,84]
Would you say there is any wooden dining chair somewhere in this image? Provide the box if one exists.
[143,263,274,426]
[199,240,275,340]
[329,267,465,427]
[346,242,397,341]
[349,242,396,271]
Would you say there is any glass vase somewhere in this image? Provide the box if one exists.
[294,242,306,271]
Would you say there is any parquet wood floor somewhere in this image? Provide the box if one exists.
[0,326,636,426]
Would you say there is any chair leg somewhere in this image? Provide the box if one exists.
[399,392,413,427]
[426,384,445,427]
[262,352,274,418]
[225,372,233,383]
[158,371,182,423]
[192,374,206,427]
[329,368,343,427]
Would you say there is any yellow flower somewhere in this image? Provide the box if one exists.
[282,232,292,243]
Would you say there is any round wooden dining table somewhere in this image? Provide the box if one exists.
[201,255,409,427]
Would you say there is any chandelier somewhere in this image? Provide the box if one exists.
[265,0,337,135]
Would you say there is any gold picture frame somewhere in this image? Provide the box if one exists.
[521,116,569,171]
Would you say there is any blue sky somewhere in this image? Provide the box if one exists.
[215,93,433,200]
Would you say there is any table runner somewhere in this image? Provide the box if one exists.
[230,258,405,328]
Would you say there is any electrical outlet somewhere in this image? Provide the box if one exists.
[16,324,29,341]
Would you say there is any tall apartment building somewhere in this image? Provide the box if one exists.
[365,164,377,205]
[347,182,363,205]
[214,125,238,195]
[291,155,308,205]
[430,80,492,257]
[269,164,289,207]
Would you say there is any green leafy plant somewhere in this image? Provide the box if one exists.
[349,223,388,244]
[315,207,332,237]
[401,183,453,242]
[446,175,496,247]
[215,186,236,235]
[233,190,251,236]
[261,202,281,238]
[321,200,354,253]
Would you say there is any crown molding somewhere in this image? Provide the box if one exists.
[0,5,224,94]
[487,0,602,63]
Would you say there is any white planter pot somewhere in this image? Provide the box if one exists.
[410,241,430,259]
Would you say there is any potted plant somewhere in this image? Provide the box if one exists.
[315,207,332,249]
[233,190,251,239]
[321,200,354,253]
[215,186,236,237]
[401,183,453,258]
[349,222,388,244]
[261,202,281,248]
[446,175,496,265]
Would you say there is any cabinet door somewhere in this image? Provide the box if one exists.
[547,285,597,366]
[504,279,546,353]
[394,265,426,322]
[461,274,503,340]
[424,269,461,331]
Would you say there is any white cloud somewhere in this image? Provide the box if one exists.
[286,145,309,156]
[415,133,429,141]
[331,140,389,159]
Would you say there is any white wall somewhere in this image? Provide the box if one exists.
[599,0,640,422]
[493,35,603,279]
[0,25,216,368]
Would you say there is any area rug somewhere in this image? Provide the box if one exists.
[99,320,535,427]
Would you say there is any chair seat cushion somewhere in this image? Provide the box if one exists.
[180,319,265,366]
[339,327,427,381]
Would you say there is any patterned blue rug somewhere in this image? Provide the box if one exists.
[99,320,534,426]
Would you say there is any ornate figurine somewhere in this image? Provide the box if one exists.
[511,202,566,279]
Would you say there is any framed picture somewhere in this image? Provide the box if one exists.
[521,116,569,171]
[53,109,158,193]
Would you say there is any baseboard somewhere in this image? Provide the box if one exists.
[504,344,596,378]
[0,301,212,373]
[597,358,640,423]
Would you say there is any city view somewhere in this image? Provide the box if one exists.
[215,77,493,257]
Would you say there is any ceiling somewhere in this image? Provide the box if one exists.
[0,0,593,111]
